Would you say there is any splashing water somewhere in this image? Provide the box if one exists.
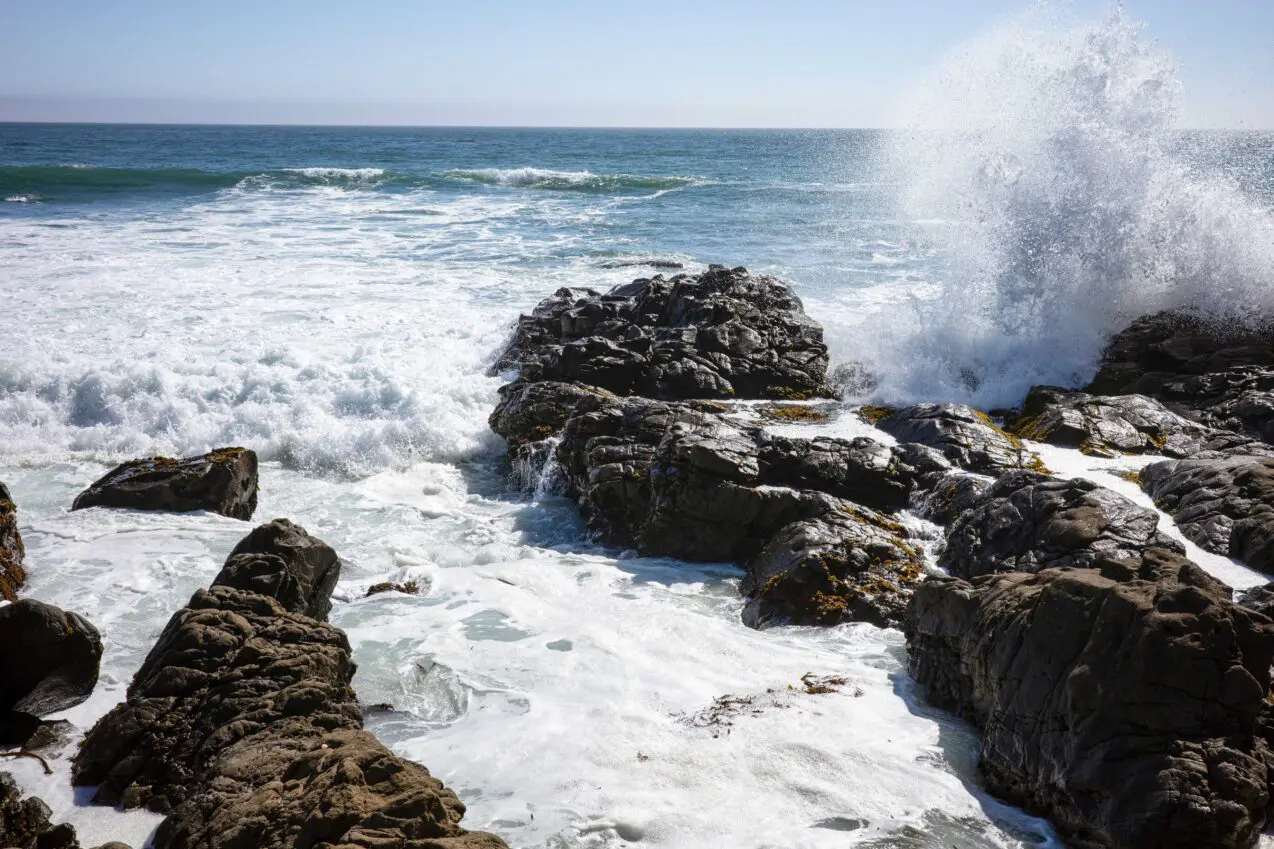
[863,5,1274,408]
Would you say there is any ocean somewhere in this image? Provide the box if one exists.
[2,8,1274,849]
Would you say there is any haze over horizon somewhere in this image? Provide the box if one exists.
[1,0,1272,129]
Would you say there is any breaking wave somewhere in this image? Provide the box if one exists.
[438,167,706,193]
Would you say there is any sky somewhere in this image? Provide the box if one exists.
[1,0,1271,128]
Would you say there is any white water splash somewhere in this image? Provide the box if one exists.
[862,5,1274,408]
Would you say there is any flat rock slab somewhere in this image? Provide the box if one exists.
[71,448,258,521]
[1142,456,1274,573]
[906,549,1274,849]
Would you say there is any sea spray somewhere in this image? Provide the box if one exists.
[862,5,1274,408]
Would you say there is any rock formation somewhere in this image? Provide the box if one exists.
[71,448,258,521]
[875,403,1046,474]
[0,599,102,745]
[0,482,26,601]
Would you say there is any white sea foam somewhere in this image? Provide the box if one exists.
[440,167,705,192]
[857,6,1274,407]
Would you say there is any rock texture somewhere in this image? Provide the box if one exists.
[0,772,84,849]
[215,518,342,620]
[740,501,925,628]
[1087,310,1274,441]
[1008,385,1254,457]
[491,265,831,400]
[71,448,258,521]
[71,525,505,849]
[941,470,1181,578]
[906,549,1274,849]
[875,404,1046,474]
[0,482,26,601]
[0,599,102,741]
[1141,456,1274,573]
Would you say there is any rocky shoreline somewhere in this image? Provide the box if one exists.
[5,264,1274,848]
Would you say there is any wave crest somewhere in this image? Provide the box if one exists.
[438,167,704,193]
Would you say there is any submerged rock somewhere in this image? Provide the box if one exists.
[1008,385,1252,457]
[906,549,1274,849]
[0,482,26,601]
[741,501,925,628]
[71,448,258,521]
[1088,310,1274,441]
[215,518,342,620]
[1141,456,1274,573]
[941,470,1181,578]
[875,404,1046,474]
[72,523,506,849]
[492,265,831,400]
[0,599,102,732]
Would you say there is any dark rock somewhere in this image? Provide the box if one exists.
[1141,456,1274,573]
[365,580,419,597]
[71,531,505,849]
[0,772,80,849]
[1237,583,1274,619]
[940,470,1182,578]
[492,266,831,401]
[758,436,950,513]
[489,380,613,455]
[0,600,102,725]
[1088,310,1274,441]
[71,448,258,521]
[1008,385,1256,457]
[875,404,1046,474]
[906,548,1274,849]
[913,472,991,526]
[740,501,925,628]
[0,483,26,602]
[215,519,341,621]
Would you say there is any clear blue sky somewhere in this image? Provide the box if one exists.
[1,0,1271,127]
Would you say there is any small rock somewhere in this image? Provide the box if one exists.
[71,448,258,521]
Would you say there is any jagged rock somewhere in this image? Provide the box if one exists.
[941,470,1182,578]
[0,600,102,736]
[0,771,97,849]
[0,482,26,601]
[365,580,419,597]
[1237,583,1274,619]
[1088,310,1274,441]
[72,524,506,849]
[740,501,925,628]
[492,266,831,400]
[1141,456,1274,573]
[913,472,992,526]
[215,518,341,620]
[555,395,941,563]
[1008,385,1256,457]
[488,379,614,473]
[875,404,1045,474]
[71,448,258,521]
[906,548,1274,849]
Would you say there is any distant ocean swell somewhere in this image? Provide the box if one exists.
[0,164,710,201]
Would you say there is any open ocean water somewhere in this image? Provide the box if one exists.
[2,8,1274,848]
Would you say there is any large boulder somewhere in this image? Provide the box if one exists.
[0,599,102,730]
[1141,456,1274,573]
[906,548,1274,849]
[71,448,258,521]
[214,519,342,621]
[1008,386,1258,458]
[1087,310,1274,441]
[72,530,506,849]
[492,265,831,401]
[941,471,1181,578]
[740,501,925,628]
[0,483,26,601]
[875,404,1046,474]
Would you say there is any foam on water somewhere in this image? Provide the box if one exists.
[859,6,1274,407]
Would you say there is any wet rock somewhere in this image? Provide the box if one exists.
[1141,456,1274,573]
[875,404,1045,474]
[0,600,102,732]
[1008,385,1253,457]
[906,548,1274,849]
[758,436,950,513]
[941,470,1182,578]
[741,501,925,628]
[1237,583,1274,619]
[71,448,258,521]
[0,772,81,849]
[0,482,26,602]
[492,266,831,401]
[365,580,419,597]
[1088,310,1274,441]
[71,530,505,849]
[913,472,991,526]
[215,518,342,621]
[488,379,614,473]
